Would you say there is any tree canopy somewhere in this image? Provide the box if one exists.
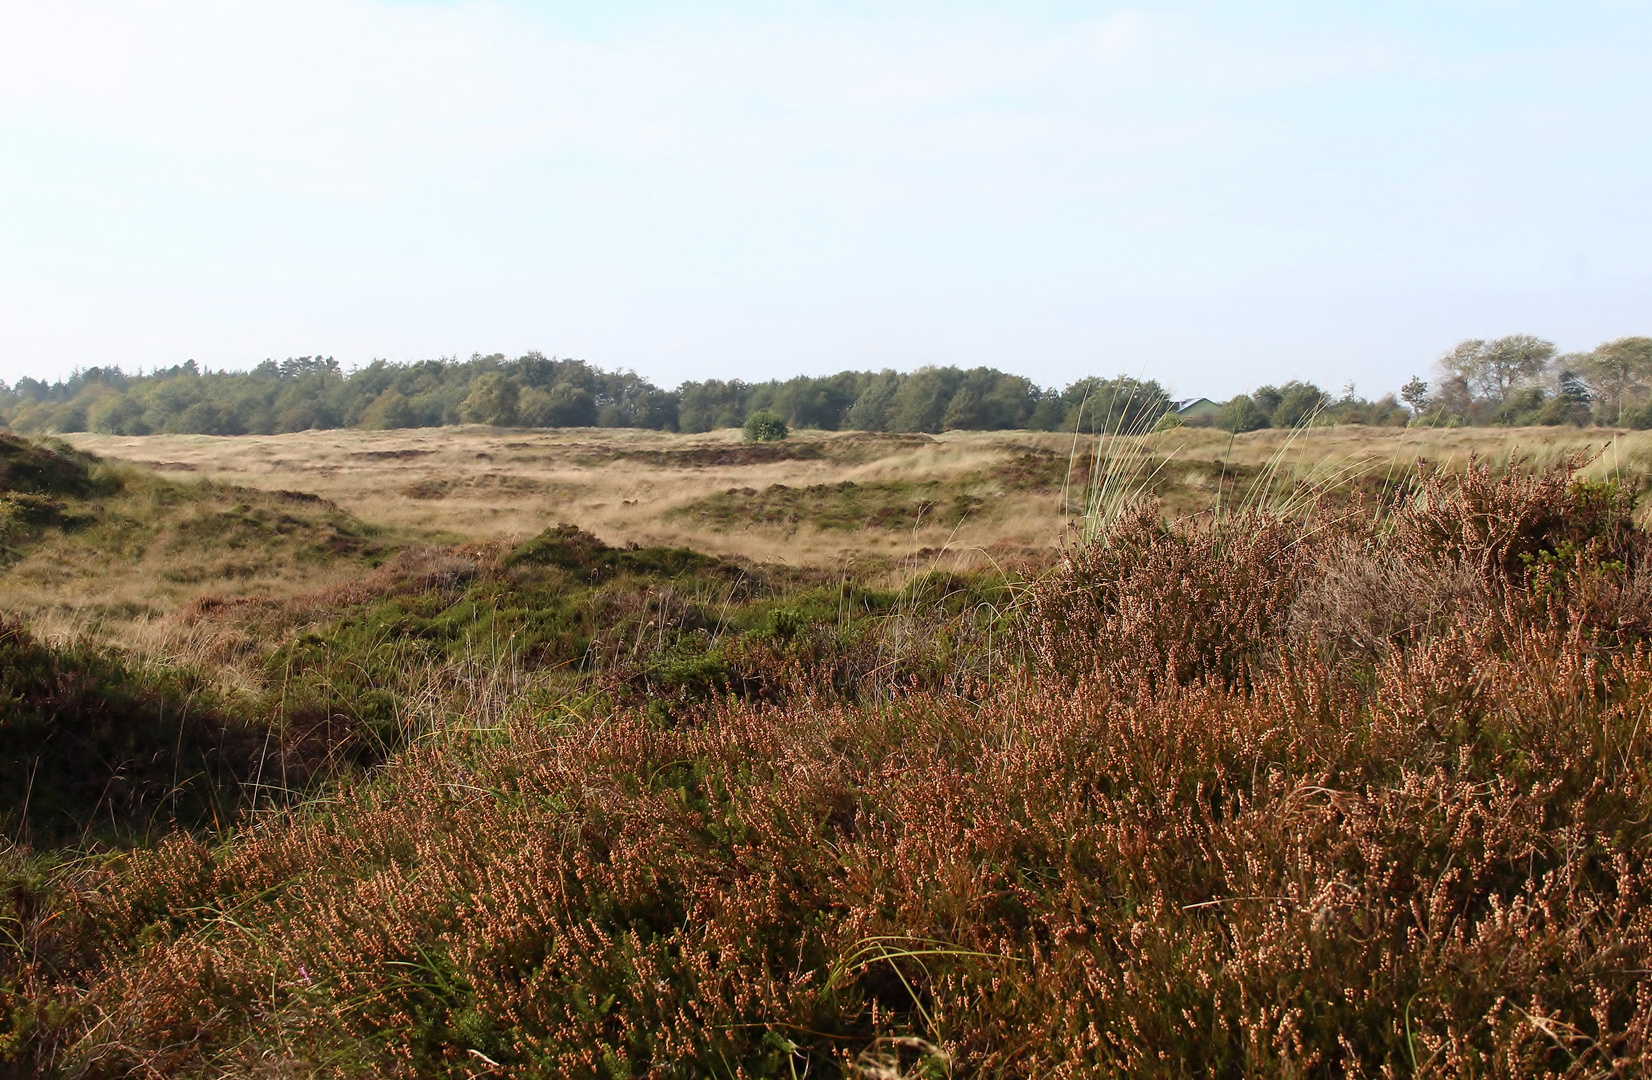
[5,333,1648,438]
[0,356,1180,438]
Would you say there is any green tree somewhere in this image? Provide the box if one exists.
[1062,376,1170,434]
[1437,335,1556,406]
[1216,395,1269,433]
[87,393,149,435]
[678,380,749,432]
[1400,375,1429,413]
[886,368,959,433]
[843,373,900,431]
[1579,337,1652,425]
[1028,392,1069,431]
[458,373,519,426]
[518,383,597,428]
[743,410,788,442]
[941,387,984,430]
[360,389,416,430]
[1269,381,1330,428]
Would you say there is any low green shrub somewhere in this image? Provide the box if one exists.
[742,410,788,442]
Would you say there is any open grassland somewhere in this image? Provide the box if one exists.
[64,423,1652,565]
[5,428,1652,1075]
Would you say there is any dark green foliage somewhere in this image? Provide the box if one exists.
[1060,376,1171,434]
[747,372,864,430]
[457,372,519,426]
[741,410,788,442]
[676,379,750,433]
[0,438,107,553]
[5,358,1385,438]
[1218,382,1348,431]
[518,382,597,427]
[0,435,101,498]
[1,355,679,437]
[1264,380,1330,427]
[1419,333,1652,427]
[1216,394,1270,432]
[1214,381,1412,431]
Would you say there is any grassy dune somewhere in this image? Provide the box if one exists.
[2,428,1651,1075]
[63,424,1652,565]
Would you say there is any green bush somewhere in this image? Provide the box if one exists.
[742,410,788,442]
[1216,394,1270,433]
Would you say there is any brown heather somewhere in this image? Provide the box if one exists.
[6,455,1652,1077]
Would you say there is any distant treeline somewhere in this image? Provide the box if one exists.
[2,333,1648,436]
[0,356,1192,436]
[1216,334,1652,432]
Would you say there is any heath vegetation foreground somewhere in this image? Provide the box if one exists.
[1,423,1651,1076]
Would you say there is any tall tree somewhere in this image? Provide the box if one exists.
[1579,337,1652,425]
[1436,335,1556,405]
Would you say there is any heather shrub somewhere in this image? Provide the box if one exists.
[1020,503,1313,689]
[1394,453,1645,593]
[6,457,1652,1076]
[30,607,1652,1077]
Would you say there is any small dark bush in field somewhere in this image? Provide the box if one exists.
[506,522,720,583]
[11,457,1652,1076]
[743,409,788,442]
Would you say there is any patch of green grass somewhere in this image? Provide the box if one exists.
[676,480,986,532]
[259,526,1014,736]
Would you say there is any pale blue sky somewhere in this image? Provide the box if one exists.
[1,1,1648,398]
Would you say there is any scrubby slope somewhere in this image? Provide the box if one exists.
[0,434,391,650]
[0,432,1009,846]
[2,457,1650,1077]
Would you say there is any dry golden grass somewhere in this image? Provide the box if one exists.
[66,426,1082,566]
[0,460,393,662]
[64,424,1652,562]
[25,421,1650,659]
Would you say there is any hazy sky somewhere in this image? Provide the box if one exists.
[1,1,1648,398]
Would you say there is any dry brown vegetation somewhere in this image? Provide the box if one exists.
[63,424,1652,569]
[4,428,1652,1076]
